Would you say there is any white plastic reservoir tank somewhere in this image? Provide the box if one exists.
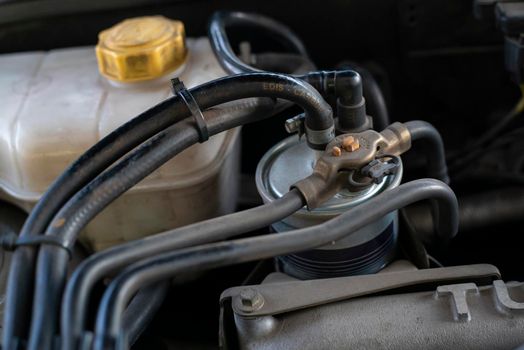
[0,16,240,251]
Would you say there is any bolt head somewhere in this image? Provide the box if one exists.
[237,288,265,313]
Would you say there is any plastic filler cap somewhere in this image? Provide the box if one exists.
[96,16,188,83]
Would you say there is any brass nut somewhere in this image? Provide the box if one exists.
[342,136,360,152]
[332,146,342,157]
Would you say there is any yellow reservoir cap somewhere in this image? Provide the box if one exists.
[96,16,188,83]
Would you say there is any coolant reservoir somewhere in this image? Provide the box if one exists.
[0,16,240,251]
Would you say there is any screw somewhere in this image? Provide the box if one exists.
[342,136,360,152]
[237,288,265,313]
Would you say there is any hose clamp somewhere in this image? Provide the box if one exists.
[171,78,209,142]
[305,125,335,149]
[0,232,73,259]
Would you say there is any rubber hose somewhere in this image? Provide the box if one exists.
[208,11,310,75]
[92,179,457,349]
[9,71,331,349]
[61,189,304,348]
[3,72,332,347]
[29,98,274,350]
[207,11,363,108]
[252,52,316,75]
[404,187,524,240]
[405,120,450,184]
[336,61,390,131]
[122,281,170,347]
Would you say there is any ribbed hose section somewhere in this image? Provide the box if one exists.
[28,121,200,350]
[278,217,398,280]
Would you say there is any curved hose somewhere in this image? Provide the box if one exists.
[208,11,310,75]
[30,97,308,348]
[3,72,332,348]
[404,187,524,239]
[208,12,364,106]
[336,61,390,131]
[122,281,170,347]
[92,178,458,349]
[28,120,198,350]
[28,98,272,349]
[61,187,304,349]
[405,120,450,184]
[252,52,316,74]
[16,73,331,350]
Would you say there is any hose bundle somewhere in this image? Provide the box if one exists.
[0,11,454,350]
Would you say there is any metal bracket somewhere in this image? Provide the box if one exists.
[220,264,500,317]
[292,122,411,209]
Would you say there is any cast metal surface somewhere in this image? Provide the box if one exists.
[221,264,500,317]
[221,265,524,350]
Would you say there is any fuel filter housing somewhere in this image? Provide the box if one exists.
[256,134,403,279]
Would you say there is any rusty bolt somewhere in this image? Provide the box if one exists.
[332,146,342,157]
[342,136,360,152]
[238,288,265,313]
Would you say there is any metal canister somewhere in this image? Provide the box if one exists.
[256,135,403,280]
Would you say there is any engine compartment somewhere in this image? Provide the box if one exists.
[0,1,523,349]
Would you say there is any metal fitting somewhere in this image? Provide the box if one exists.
[285,115,305,134]
[292,122,412,209]
[305,124,335,150]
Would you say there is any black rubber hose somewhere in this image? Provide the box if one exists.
[2,73,329,348]
[404,187,524,239]
[405,120,450,184]
[122,281,170,347]
[27,121,197,350]
[27,97,275,350]
[61,188,305,349]
[208,11,310,75]
[92,179,458,349]
[7,72,330,349]
[207,11,363,109]
[3,96,185,349]
[252,52,316,74]
[336,61,390,131]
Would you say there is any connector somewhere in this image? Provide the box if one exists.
[292,122,411,209]
[303,70,372,133]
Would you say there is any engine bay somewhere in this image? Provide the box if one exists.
[0,1,523,349]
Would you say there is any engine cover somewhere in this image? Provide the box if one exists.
[220,264,524,350]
